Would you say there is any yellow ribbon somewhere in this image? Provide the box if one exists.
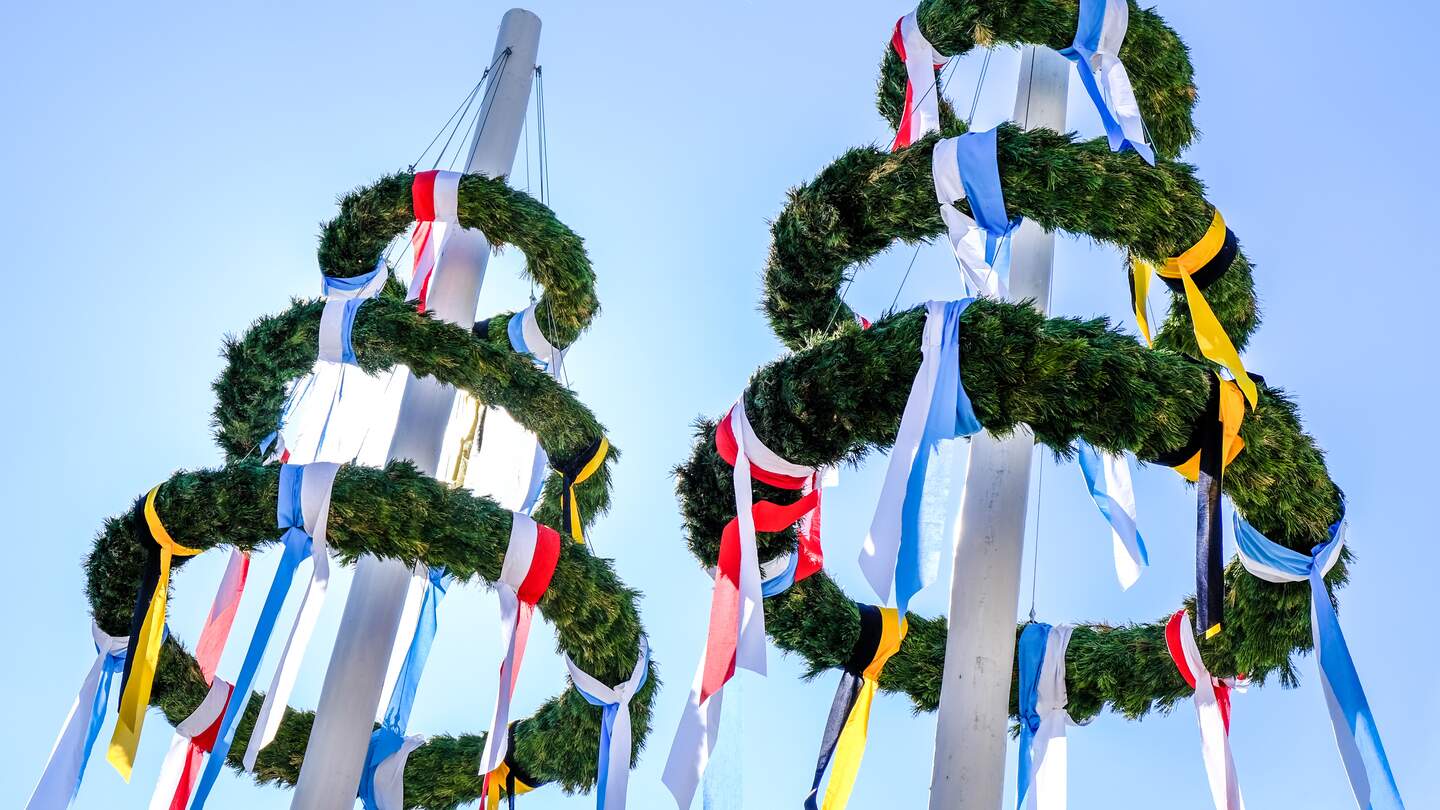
[484,760,535,808]
[821,607,908,810]
[1147,210,1258,409]
[107,486,201,781]
[1131,256,1154,346]
[1172,376,1248,483]
[565,436,609,544]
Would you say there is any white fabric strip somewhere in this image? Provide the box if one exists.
[1020,626,1075,810]
[1098,450,1142,589]
[372,734,426,810]
[1067,0,1153,163]
[148,679,233,810]
[432,171,461,223]
[518,302,567,374]
[1174,611,1246,810]
[933,136,1006,298]
[27,624,128,810]
[564,637,650,810]
[243,462,340,770]
[897,10,949,143]
[317,299,350,363]
[376,562,430,717]
[478,514,541,774]
[662,661,724,808]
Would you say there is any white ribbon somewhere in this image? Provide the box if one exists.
[148,678,232,810]
[1019,625,1075,810]
[27,624,128,810]
[1061,0,1154,163]
[242,461,340,770]
[662,661,724,809]
[478,514,546,775]
[512,302,568,374]
[1171,611,1246,810]
[565,637,651,810]
[893,10,950,148]
[932,136,1007,298]
[1075,442,1146,589]
[371,734,426,810]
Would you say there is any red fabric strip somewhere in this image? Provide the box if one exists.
[891,21,914,151]
[715,415,809,490]
[1166,610,1231,732]
[412,170,439,222]
[518,525,561,605]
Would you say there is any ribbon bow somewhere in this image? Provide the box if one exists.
[1057,0,1155,163]
[1233,512,1404,809]
[565,636,651,810]
[28,624,128,808]
[408,169,462,311]
[554,435,610,546]
[860,299,981,616]
[1074,441,1148,589]
[932,130,1021,299]
[889,10,950,151]
[1166,610,1246,810]
[1017,623,1075,810]
[805,604,908,810]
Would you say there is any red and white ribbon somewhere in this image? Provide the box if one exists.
[407,169,463,312]
[890,10,950,151]
[147,549,249,810]
[479,514,562,777]
[1166,610,1246,810]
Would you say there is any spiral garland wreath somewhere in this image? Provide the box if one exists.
[674,0,1361,797]
[76,171,656,809]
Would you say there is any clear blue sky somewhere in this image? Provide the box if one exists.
[3,1,1436,808]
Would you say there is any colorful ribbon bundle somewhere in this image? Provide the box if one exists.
[1017,623,1074,810]
[408,169,462,311]
[1074,441,1148,589]
[804,604,907,810]
[889,9,950,151]
[1166,610,1246,810]
[480,515,562,790]
[1057,0,1155,163]
[565,636,651,810]
[554,434,610,545]
[27,624,128,808]
[1233,512,1404,808]
[482,734,543,810]
[860,299,981,616]
[107,486,202,781]
[932,129,1021,298]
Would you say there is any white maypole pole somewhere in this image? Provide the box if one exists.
[927,45,1069,810]
[292,10,541,808]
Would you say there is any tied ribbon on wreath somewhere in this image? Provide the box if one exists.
[889,9,950,151]
[408,169,462,312]
[565,637,651,810]
[1166,610,1246,810]
[1058,0,1155,163]
[1017,623,1076,810]
[932,129,1021,299]
[554,435,610,545]
[27,624,128,808]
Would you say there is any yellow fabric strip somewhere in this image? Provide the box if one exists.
[1131,257,1155,346]
[1172,378,1248,482]
[567,436,609,544]
[821,608,908,810]
[1178,270,1258,409]
[108,486,201,781]
[1159,210,1229,279]
[485,762,534,808]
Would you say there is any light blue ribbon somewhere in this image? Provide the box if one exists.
[1058,0,1156,164]
[191,464,317,809]
[954,128,1022,274]
[1075,439,1149,569]
[1233,512,1404,809]
[358,566,450,810]
[331,297,363,365]
[1016,622,1051,808]
[321,257,386,298]
[572,644,651,810]
[895,298,983,616]
[759,552,801,598]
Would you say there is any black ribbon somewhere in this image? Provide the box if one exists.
[553,434,606,541]
[472,318,493,341]
[118,498,163,698]
[1193,390,1226,637]
[1158,226,1239,293]
[804,603,883,809]
[501,727,545,810]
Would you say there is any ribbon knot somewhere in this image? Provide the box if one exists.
[1057,0,1155,163]
[932,130,1020,299]
[554,435,610,545]
[566,637,651,810]
[508,302,568,373]
[408,169,463,311]
[27,624,128,808]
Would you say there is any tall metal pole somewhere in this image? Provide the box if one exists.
[292,10,541,807]
[927,45,1069,810]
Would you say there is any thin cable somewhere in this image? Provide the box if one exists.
[408,47,510,171]
[447,47,512,172]
[1020,46,1040,131]
[1026,264,1058,621]
[888,245,923,313]
[536,65,550,205]
[965,48,993,127]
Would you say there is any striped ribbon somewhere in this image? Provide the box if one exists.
[566,637,651,810]
[407,169,462,312]
[322,256,388,300]
[932,130,1021,298]
[1166,610,1246,810]
[554,435,610,545]
[889,10,950,151]
[1074,441,1148,589]
[27,624,128,808]
[1017,623,1074,810]
[482,734,543,810]
[1057,0,1155,163]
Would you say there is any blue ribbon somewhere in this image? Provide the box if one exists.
[954,128,1022,274]
[358,566,449,810]
[895,299,983,616]
[507,311,532,357]
[1016,622,1051,808]
[321,257,386,298]
[1075,439,1149,570]
[572,644,651,810]
[1233,512,1404,809]
[332,298,363,365]
[191,465,316,809]
[759,552,801,598]
[1058,0,1156,164]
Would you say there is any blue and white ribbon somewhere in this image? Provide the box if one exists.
[322,256,389,300]
[566,636,651,810]
[190,462,339,808]
[1017,623,1074,810]
[1233,511,1404,809]
[508,302,568,375]
[932,129,1022,298]
[359,566,450,810]
[1058,0,1155,164]
[1075,441,1148,589]
[860,299,982,616]
[27,624,127,809]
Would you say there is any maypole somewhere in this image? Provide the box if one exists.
[292,9,542,807]
[927,44,1069,810]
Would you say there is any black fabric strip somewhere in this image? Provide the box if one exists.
[1195,399,1226,635]
[1159,228,1238,294]
[1144,372,1220,468]
[119,501,161,696]
[805,603,883,809]
[553,434,605,537]
[472,318,492,340]
[503,732,545,791]
[844,603,883,676]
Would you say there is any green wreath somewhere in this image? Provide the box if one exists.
[84,172,654,808]
[677,0,1344,729]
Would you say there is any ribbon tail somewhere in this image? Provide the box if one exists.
[109,549,174,781]
[1194,406,1225,639]
[1130,258,1154,345]
[819,679,879,810]
[244,552,328,770]
[28,652,114,807]
[1180,272,1257,408]
[804,672,865,810]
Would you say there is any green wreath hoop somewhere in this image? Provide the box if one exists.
[676,0,1343,735]
[82,172,655,808]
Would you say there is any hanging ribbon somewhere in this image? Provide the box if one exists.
[1166,610,1246,810]
[1074,441,1148,589]
[554,435,610,545]
[1133,210,1257,409]
[358,566,450,810]
[932,129,1022,298]
[107,486,202,781]
[1017,623,1075,810]
[482,733,543,810]
[1130,252,1154,345]
[149,548,250,809]
[407,169,462,312]
[479,515,562,782]
[275,293,378,465]
[889,10,950,151]
[189,462,340,809]
[323,256,389,300]
[1233,512,1404,809]
[27,624,128,808]
[1148,373,1248,638]
[804,604,907,810]
[1057,0,1155,163]
[860,299,981,616]
[565,636,651,810]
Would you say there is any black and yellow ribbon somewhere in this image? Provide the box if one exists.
[483,731,543,810]
[1131,210,1257,409]
[1149,373,1251,640]
[805,603,908,810]
[108,485,202,780]
[554,435,609,545]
